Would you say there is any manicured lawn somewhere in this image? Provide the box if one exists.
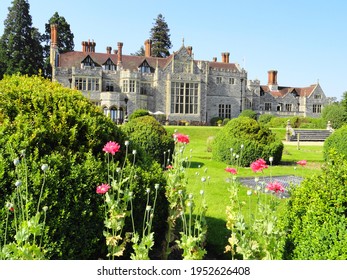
[165,125,324,259]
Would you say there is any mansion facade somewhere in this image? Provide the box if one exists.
[50,24,328,124]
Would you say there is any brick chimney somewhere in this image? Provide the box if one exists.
[82,41,86,52]
[144,39,152,57]
[268,70,278,90]
[90,40,96,52]
[187,46,193,56]
[117,42,123,64]
[221,53,226,63]
[213,57,217,62]
[50,24,59,79]
[225,52,230,63]
[221,52,230,63]
[50,24,58,47]
[106,46,112,54]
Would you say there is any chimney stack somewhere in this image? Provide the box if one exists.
[50,24,58,47]
[117,42,123,64]
[221,52,230,63]
[144,39,152,57]
[187,46,193,56]
[213,57,217,62]
[106,46,112,54]
[268,70,278,91]
[225,52,230,63]
[268,70,278,85]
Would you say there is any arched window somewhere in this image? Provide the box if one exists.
[103,106,108,116]
[110,107,118,122]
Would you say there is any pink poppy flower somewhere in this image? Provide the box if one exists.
[166,165,173,169]
[225,167,237,175]
[266,181,285,193]
[297,160,307,166]
[96,183,111,194]
[103,141,120,155]
[173,133,190,144]
[250,158,268,173]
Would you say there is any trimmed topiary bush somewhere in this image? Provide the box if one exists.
[323,124,347,160]
[0,74,124,259]
[210,116,223,126]
[239,109,257,120]
[258,114,275,127]
[282,152,347,259]
[0,74,168,259]
[211,117,283,166]
[129,109,150,121]
[121,115,175,166]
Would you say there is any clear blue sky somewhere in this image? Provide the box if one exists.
[1,0,346,100]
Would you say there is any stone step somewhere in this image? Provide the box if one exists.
[290,130,332,141]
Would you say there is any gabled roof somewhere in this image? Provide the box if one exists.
[58,48,240,72]
[260,84,317,98]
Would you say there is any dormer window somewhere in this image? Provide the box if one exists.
[139,60,153,73]
[103,58,116,71]
[81,56,95,68]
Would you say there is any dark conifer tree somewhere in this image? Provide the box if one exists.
[42,12,75,78]
[0,0,43,78]
[150,14,172,58]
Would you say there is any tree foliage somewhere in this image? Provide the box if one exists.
[0,0,43,78]
[42,12,75,78]
[150,14,172,58]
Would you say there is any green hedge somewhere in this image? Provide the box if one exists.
[211,117,283,166]
[282,152,347,259]
[121,116,174,166]
[323,124,347,160]
[0,75,168,259]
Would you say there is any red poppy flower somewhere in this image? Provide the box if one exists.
[173,133,190,144]
[297,160,307,166]
[225,167,237,175]
[250,158,268,173]
[103,141,120,155]
[96,183,111,194]
[266,181,285,193]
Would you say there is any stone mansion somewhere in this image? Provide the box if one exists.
[50,24,328,124]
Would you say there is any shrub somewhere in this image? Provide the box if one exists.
[321,103,347,129]
[282,152,347,259]
[222,118,230,125]
[210,116,223,126]
[0,74,124,259]
[129,109,150,121]
[239,109,257,120]
[0,75,168,259]
[323,124,347,160]
[258,114,274,127]
[211,117,283,166]
[267,117,288,128]
[121,116,175,166]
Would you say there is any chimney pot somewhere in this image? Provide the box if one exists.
[187,46,193,56]
[225,52,230,63]
[107,46,112,54]
[213,57,217,62]
[144,39,152,57]
[117,42,123,64]
[268,70,278,85]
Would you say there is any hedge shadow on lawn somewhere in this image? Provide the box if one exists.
[185,161,205,168]
[204,216,232,260]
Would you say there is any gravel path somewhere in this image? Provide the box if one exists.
[238,175,303,198]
